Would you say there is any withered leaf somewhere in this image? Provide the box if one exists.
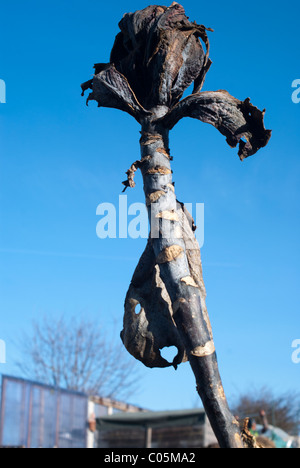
[121,241,186,369]
[110,3,211,109]
[161,90,272,159]
[81,64,150,122]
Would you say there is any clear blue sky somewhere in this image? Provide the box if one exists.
[0,0,299,411]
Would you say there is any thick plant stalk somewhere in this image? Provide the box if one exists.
[127,109,243,448]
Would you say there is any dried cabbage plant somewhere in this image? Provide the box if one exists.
[82,3,271,448]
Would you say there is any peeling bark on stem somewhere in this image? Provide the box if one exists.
[123,111,243,448]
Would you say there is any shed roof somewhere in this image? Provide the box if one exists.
[97,408,206,430]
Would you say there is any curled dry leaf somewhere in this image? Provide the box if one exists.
[81,64,150,122]
[110,3,212,108]
[121,240,187,369]
[161,90,272,159]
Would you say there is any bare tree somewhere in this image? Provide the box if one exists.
[17,315,139,399]
[232,387,300,435]
[81,3,271,448]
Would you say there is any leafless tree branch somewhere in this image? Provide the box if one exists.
[16,315,140,400]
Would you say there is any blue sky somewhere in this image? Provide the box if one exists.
[0,0,299,411]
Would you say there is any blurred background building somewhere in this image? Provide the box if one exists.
[0,374,299,448]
